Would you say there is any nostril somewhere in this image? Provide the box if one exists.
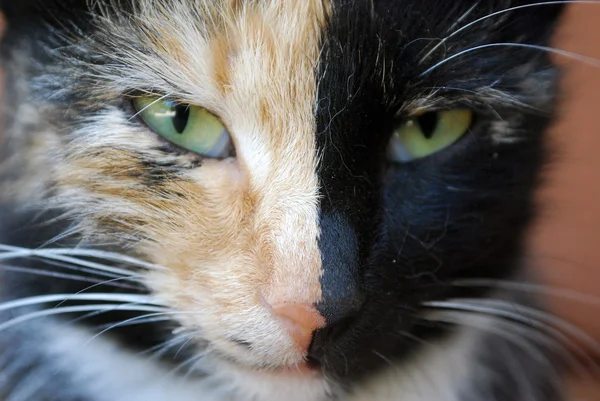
[271,303,326,354]
[307,315,357,363]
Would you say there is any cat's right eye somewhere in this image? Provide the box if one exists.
[133,97,233,158]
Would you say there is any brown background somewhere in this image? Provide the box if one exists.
[531,3,600,398]
[2,2,600,399]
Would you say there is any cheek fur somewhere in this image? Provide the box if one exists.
[56,145,322,366]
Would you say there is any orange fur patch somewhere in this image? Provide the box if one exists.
[53,0,332,368]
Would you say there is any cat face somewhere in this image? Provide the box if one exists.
[1,0,564,388]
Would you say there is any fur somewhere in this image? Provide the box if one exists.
[0,1,568,400]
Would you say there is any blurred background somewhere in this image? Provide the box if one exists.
[531,2,600,399]
[2,2,600,400]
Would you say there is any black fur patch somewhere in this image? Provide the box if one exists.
[312,0,564,386]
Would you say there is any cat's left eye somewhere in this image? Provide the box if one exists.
[388,110,473,163]
[133,97,233,158]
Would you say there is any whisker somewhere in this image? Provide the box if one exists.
[420,1,600,64]
[444,2,481,35]
[6,365,49,401]
[170,352,206,379]
[0,304,167,334]
[182,353,207,380]
[452,278,600,307]
[61,248,168,271]
[424,299,600,354]
[422,310,584,380]
[0,263,139,290]
[20,256,134,281]
[473,298,600,355]
[172,328,207,359]
[0,293,159,313]
[39,224,82,248]
[0,247,134,278]
[70,306,202,329]
[127,92,173,121]
[96,315,172,330]
[0,252,125,281]
[423,298,600,376]
[53,275,147,310]
[0,244,167,272]
[83,312,175,347]
[372,350,397,368]
[63,275,144,295]
[142,336,185,358]
[420,43,600,77]
[393,328,436,348]
[141,333,195,360]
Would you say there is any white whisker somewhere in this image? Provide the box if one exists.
[423,298,600,375]
[424,299,600,350]
[84,312,175,346]
[0,244,167,272]
[420,43,600,77]
[0,263,139,290]
[182,353,207,380]
[452,278,600,307]
[141,333,194,360]
[39,224,83,248]
[170,352,206,379]
[15,255,133,281]
[127,93,173,121]
[444,2,481,35]
[96,315,172,330]
[422,310,583,380]
[420,1,600,64]
[142,336,186,358]
[0,249,131,277]
[0,304,167,333]
[0,293,159,313]
[53,276,146,310]
[172,328,207,358]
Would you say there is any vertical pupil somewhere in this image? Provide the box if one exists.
[417,112,438,139]
[173,104,190,134]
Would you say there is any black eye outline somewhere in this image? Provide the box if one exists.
[387,109,475,164]
[126,93,236,160]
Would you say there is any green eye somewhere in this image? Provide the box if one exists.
[133,97,233,158]
[388,110,473,163]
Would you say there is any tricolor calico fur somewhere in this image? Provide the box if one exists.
[0,1,570,400]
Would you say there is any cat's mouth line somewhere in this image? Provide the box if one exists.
[211,350,323,378]
[206,340,324,377]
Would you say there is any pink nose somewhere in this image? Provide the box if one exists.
[272,303,326,354]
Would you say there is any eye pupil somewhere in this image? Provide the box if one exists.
[417,112,438,139]
[173,104,190,134]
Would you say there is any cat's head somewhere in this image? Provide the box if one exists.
[1,0,565,387]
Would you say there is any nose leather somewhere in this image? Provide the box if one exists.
[272,303,326,354]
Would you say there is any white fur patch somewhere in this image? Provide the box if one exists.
[33,318,483,401]
[40,320,329,401]
[348,328,479,401]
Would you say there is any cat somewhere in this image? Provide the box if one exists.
[0,1,571,400]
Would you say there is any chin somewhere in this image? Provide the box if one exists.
[205,355,333,401]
